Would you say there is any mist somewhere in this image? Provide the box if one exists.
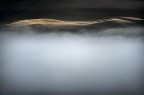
[1,27,144,94]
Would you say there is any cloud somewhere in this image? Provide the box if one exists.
[1,23,144,94]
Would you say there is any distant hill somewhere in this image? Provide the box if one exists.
[0,17,143,35]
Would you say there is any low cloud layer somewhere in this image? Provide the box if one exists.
[0,25,144,94]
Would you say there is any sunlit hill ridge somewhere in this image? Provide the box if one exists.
[0,17,142,33]
[8,17,143,26]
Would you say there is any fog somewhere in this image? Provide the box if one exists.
[1,27,144,94]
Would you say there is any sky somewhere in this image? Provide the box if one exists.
[0,0,143,22]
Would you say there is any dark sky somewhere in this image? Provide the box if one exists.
[0,0,143,22]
